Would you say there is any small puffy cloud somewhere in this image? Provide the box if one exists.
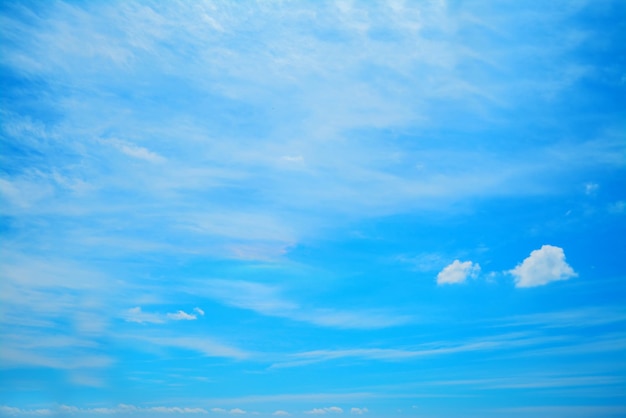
[350,408,368,414]
[229,409,246,415]
[305,407,343,415]
[166,310,197,321]
[510,245,577,288]
[436,260,480,285]
[273,411,290,416]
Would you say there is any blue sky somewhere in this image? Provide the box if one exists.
[0,0,625,417]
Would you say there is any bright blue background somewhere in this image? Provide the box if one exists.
[1,1,625,417]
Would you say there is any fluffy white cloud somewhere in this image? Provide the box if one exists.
[436,260,480,285]
[350,408,368,414]
[510,245,577,288]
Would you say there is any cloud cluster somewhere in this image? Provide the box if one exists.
[436,245,576,288]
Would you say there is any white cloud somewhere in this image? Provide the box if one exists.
[272,332,566,369]
[510,245,577,288]
[272,411,290,416]
[211,408,227,414]
[123,307,165,324]
[350,408,368,415]
[395,253,446,272]
[193,307,205,316]
[106,139,166,163]
[166,310,197,321]
[305,407,343,415]
[124,307,200,323]
[281,155,304,163]
[139,337,249,360]
[229,409,246,415]
[436,260,480,285]
[0,406,52,416]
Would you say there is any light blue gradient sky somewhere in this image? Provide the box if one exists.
[1,1,625,417]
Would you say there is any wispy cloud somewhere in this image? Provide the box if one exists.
[271,332,566,368]
[492,307,626,329]
[1,0,623,414]
[1,0,622,262]
[196,280,410,329]
[104,138,166,163]
[135,336,250,360]
[123,307,202,323]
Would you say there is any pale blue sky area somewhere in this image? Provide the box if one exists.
[1,1,625,417]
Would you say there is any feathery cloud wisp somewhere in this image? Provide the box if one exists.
[124,307,200,323]
[198,280,410,329]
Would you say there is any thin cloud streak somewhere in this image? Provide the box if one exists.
[196,279,411,330]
